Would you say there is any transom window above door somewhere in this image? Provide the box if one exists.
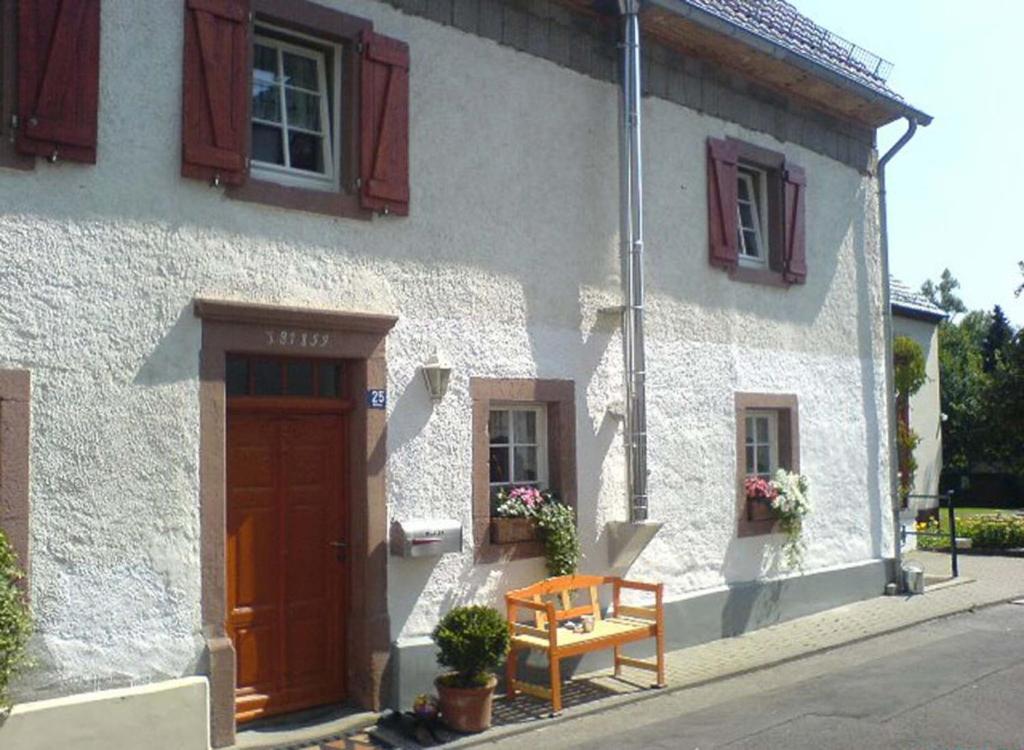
[226,354,345,398]
[251,25,341,191]
[488,406,549,495]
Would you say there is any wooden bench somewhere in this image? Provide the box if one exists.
[505,574,665,714]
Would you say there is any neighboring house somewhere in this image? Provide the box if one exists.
[0,1,929,747]
[891,277,946,525]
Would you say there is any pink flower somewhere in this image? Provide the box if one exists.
[510,487,542,507]
[744,476,778,501]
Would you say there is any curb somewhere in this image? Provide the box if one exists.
[443,584,1024,749]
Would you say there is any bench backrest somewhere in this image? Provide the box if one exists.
[506,574,613,627]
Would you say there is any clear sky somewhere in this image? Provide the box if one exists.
[793,0,1024,326]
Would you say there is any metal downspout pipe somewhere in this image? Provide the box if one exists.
[878,117,919,590]
[619,0,648,523]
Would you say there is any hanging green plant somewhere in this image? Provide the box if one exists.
[494,487,580,576]
[534,502,580,577]
[0,529,31,713]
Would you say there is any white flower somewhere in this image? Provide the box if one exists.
[769,470,812,569]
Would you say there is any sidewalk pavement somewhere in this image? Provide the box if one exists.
[433,551,1024,749]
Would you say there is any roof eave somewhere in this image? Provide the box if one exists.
[891,303,947,324]
[646,0,933,127]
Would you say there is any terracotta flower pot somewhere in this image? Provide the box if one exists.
[490,517,539,544]
[435,674,498,733]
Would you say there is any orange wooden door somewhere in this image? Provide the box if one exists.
[227,410,347,722]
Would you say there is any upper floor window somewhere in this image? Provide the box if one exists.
[0,0,100,168]
[251,27,341,191]
[708,137,806,285]
[737,166,768,267]
[181,0,409,218]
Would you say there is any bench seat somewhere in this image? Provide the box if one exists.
[511,615,656,655]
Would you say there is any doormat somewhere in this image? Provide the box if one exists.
[369,710,468,748]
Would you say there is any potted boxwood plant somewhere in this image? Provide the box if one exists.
[431,605,510,733]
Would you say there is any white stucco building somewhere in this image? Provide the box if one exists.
[891,277,946,524]
[0,0,930,747]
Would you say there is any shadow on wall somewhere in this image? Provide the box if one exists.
[718,517,792,634]
[133,303,202,387]
[720,577,785,638]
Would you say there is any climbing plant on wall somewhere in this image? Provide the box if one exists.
[0,529,31,713]
[893,335,927,504]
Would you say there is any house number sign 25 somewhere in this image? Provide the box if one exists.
[367,390,387,409]
[265,329,330,348]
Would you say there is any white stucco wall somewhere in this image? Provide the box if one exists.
[0,0,891,698]
[893,314,943,508]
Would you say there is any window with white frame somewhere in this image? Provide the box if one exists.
[736,165,769,266]
[488,405,549,495]
[745,409,778,479]
[251,25,341,191]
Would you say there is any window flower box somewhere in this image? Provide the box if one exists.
[490,517,539,545]
[747,495,777,523]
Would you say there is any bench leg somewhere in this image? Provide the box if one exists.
[613,644,622,678]
[506,647,519,698]
[655,628,667,688]
[549,654,562,716]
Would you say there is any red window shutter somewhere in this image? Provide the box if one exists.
[360,30,409,216]
[181,0,249,186]
[782,163,808,284]
[17,0,101,163]
[707,137,739,271]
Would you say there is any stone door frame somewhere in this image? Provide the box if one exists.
[194,299,396,748]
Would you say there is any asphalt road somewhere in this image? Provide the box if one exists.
[474,603,1024,750]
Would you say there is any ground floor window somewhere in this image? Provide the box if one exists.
[745,409,778,479]
[488,405,549,502]
[470,378,576,563]
[735,393,799,536]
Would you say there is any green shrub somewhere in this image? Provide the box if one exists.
[0,529,31,712]
[432,605,509,688]
[958,514,1024,549]
[914,513,1024,551]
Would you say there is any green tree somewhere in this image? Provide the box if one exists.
[937,310,991,473]
[985,329,1024,475]
[981,305,1014,373]
[921,269,967,314]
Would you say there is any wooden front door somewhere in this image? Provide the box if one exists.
[226,357,350,723]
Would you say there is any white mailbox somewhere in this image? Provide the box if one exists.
[391,519,462,558]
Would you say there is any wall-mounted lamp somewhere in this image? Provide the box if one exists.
[420,350,452,403]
